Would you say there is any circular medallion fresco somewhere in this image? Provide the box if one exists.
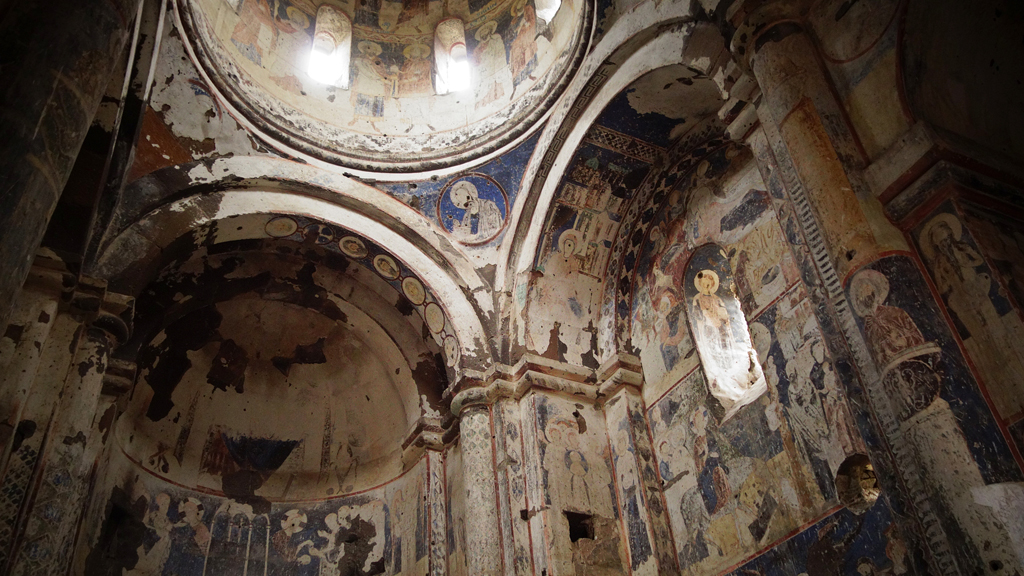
[339,235,368,258]
[373,254,401,280]
[424,302,446,333]
[437,173,509,245]
[266,216,299,237]
[179,0,590,173]
[402,277,426,305]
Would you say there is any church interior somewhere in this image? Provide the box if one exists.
[1,0,1023,574]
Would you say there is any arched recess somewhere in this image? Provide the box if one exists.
[509,22,734,365]
[93,188,494,374]
[609,141,796,409]
[498,15,727,294]
[684,243,767,417]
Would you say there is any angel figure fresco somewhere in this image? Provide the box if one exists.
[447,180,503,243]
[920,212,1024,419]
[850,267,1018,568]
[473,21,513,109]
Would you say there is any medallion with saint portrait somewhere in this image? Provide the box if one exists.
[437,174,509,245]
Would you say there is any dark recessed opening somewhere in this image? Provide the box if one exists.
[520,509,529,521]
[564,511,594,543]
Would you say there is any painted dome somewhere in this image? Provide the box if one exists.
[178,0,589,173]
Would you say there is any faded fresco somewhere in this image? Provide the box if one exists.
[187,0,583,164]
[526,142,652,366]
[914,204,1024,424]
[84,452,433,576]
[630,144,800,402]
[846,255,1023,571]
[648,280,865,575]
[527,393,628,575]
[683,244,766,415]
[724,500,910,576]
[629,142,868,575]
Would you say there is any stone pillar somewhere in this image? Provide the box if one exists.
[0,258,69,473]
[458,404,504,575]
[0,0,141,330]
[733,10,1021,575]
[603,385,678,576]
[4,280,131,575]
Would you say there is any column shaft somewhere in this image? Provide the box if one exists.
[0,0,140,329]
[743,21,1020,575]
[459,405,504,575]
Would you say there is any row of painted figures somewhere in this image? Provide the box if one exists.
[125,495,391,576]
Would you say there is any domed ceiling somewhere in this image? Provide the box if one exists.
[177,0,589,173]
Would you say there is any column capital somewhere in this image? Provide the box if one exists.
[725,0,812,70]
[68,277,134,346]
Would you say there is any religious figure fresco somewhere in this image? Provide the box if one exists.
[473,21,512,109]
[231,0,277,66]
[917,209,1024,421]
[632,144,795,393]
[684,244,766,414]
[350,41,393,131]
[848,259,1020,570]
[438,175,508,244]
[509,1,538,84]
[85,455,433,576]
[962,206,1024,307]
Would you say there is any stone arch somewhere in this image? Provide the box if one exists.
[93,189,493,374]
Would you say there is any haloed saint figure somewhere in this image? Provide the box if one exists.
[439,176,508,245]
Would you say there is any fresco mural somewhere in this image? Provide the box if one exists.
[630,144,800,401]
[647,277,865,575]
[257,214,456,360]
[526,142,652,366]
[437,174,509,245]
[725,499,909,576]
[846,255,1023,571]
[684,244,766,415]
[185,0,585,167]
[529,393,627,574]
[913,203,1024,424]
[85,452,433,576]
[375,130,538,247]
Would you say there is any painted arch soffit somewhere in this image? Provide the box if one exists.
[172,0,592,174]
[497,17,728,294]
[95,190,493,373]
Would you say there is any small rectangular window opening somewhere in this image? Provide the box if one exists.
[564,511,594,542]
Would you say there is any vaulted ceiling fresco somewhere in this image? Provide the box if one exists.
[180,0,589,170]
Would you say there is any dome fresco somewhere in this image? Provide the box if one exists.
[180,0,588,172]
